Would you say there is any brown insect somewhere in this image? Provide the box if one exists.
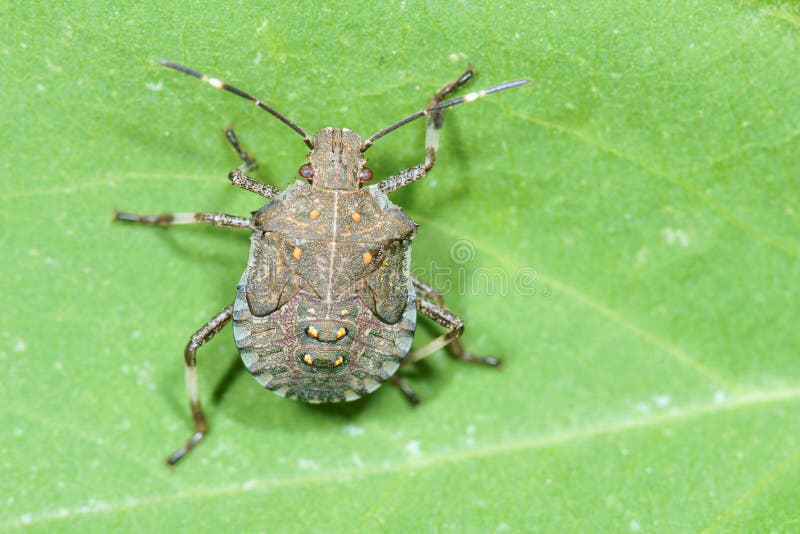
[115,61,528,465]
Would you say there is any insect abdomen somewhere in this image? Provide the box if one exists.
[233,289,416,403]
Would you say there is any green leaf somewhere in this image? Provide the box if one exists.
[2,1,799,532]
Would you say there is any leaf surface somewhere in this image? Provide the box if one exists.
[1,2,799,532]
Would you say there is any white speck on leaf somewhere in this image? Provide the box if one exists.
[661,227,690,247]
[242,479,257,489]
[653,394,670,407]
[298,458,320,470]
[630,520,641,531]
[635,247,648,265]
[344,424,364,436]
[406,440,421,456]
[13,338,26,352]
[253,52,262,65]
[714,390,727,403]
[145,81,163,91]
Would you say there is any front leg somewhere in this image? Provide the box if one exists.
[223,127,280,199]
[377,67,476,194]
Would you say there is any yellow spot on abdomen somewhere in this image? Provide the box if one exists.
[303,354,314,365]
[363,252,373,264]
[351,213,361,222]
[334,356,344,366]
[307,326,319,339]
[310,210,320,219]
[293,247,303,259]
[336,327,347,340]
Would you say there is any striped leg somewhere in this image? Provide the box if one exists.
[166,303,234,467]
[408,277,501,366]
[224,126,258,172]
[223,127,280,199]
[376,68,476,194]
[114,210,253,229]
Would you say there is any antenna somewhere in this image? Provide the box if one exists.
[160,60,314,149]
[361,79,529,152]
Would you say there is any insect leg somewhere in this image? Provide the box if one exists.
[228,168,280,198]
[224,127,258,173]
[166,302,234,467]
[223,127,280,199]
[408,277,501,366]
[376,67,476,194]
[114,210,253,229]
[389,375,421,405]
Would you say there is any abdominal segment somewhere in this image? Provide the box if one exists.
[232,290,416,403]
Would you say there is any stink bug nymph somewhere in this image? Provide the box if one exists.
[115,60,528,465]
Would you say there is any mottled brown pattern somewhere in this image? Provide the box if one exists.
[115,62,525,464]
[234,128,418,402]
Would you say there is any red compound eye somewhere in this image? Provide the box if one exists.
[299,163,314,180]
[358,167,373,183]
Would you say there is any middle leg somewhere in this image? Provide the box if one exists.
[114,210,252,229]
[408,277,501,366]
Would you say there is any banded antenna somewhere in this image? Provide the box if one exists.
[160,60,314,149]
[361,78,530,152]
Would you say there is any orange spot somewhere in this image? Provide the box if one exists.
[293,247,303,259]
[363,252,373,264]
[310,210,320,219]
[351,213,361,222]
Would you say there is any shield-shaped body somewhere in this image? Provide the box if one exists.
[233,178,418,403]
